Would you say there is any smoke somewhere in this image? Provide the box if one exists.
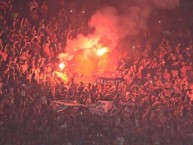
[65,0,181,55]
[89,6,142,40]
[89,0,181,42]
[61,0,181,81]
[151,0,181,9]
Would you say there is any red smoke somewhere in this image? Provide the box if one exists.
[59,0,181,83]
[58,7,127,83]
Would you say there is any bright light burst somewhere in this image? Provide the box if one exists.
[59,63,65,70]
[96,47,108,56]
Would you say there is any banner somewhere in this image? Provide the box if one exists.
[89,101,117,116]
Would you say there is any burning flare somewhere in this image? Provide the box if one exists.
[54,71,69,83]
[96,47,108,56]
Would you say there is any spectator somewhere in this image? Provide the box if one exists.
[40,1,48,19]
[0,0,192,145]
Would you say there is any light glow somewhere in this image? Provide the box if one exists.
[97,47,108,56]
[59,63,65,70]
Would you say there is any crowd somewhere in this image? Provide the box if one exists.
[0,0,193,145]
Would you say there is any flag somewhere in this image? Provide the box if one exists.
[51,100,85,113]
[21,63,28,72]
[44,44,51,56]
[0,51,7,61]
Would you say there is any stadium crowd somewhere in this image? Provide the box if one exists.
[0,0,193,145]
